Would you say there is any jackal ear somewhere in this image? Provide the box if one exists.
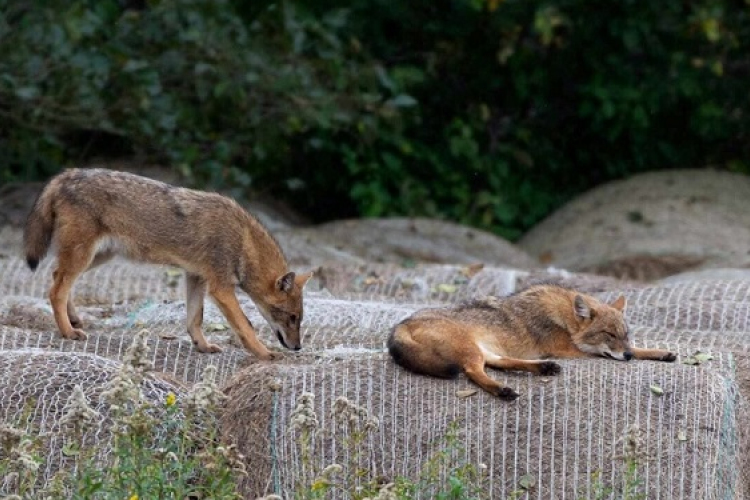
[295,270,314,289]
[277,272,295,293]
[610,295,627,312]
[574,295,592,319]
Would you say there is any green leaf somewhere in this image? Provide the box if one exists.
[650,384,664,396]
[682,356,700,365]
[375,65,396,92]
[123,59,149,72]
[518,473,535,490]
[387,94,418,108]
[693,352,713,362]
[62,442,80,457]
[15,86,40,100]
[436,284,458,293]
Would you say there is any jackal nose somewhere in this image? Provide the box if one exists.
[293,345,301,351]
[624,351,633,361]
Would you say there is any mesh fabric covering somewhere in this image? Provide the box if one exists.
[0,255,747,498]
[0,350,185,487]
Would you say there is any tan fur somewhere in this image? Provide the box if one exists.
[24,168,313,360]
[388,285,676,400]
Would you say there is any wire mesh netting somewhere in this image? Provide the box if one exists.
[0,349,187,488]
[0,255,747,498]
[222,355,741,500]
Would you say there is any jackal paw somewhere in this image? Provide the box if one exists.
[258,351,283,362]
[496,387,519,401]
[539,361,562,376]
[196,342,223,353]
[62,328,87,341]
[661,352,677,362]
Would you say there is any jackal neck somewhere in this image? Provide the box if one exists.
[538,288,583,334]
[237,216,289,296]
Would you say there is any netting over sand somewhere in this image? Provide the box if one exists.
[222,355,740,500]
[0,256,748,498]
[0,349,186,487]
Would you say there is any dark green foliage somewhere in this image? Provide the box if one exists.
[0,0,396,188]
[1,0,748,238]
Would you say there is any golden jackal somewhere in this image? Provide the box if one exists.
[388,284,676,399]
[24,168,313,360]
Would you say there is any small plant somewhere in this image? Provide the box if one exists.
[0,419,44,498]
[578,424,648,500]
[392,420,486,500]
[287,392,487,500]
[0,330,245,499]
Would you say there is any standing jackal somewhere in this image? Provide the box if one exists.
[24,168,313,360]
[388,285,676,399]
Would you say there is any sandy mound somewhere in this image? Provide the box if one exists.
[286,217,537,269]
[519,169,750,280]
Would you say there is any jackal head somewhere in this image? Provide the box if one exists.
[255,270,314,351]
[570,294,633,361]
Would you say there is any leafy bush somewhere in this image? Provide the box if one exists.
[1,0,748,238]
[288,0,750,238]
[0,0,400,187]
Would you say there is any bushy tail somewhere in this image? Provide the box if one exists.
[387,323,460,379]
[24,189,55,270]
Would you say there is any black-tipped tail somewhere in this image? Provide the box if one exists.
[387,323,460,379]
[24,189,55,270]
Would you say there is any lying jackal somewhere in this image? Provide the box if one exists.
[388,284,676,399]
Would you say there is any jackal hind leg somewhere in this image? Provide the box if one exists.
[461,347,519,400]
[66,250,115,328]
[185,273,221,353]
[51,245,99,341]
[484,355,561,376]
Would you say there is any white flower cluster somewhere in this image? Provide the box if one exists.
[14,439,40,472]
[0,423,24,452]
[331,396,379,432]
[122,328,153,372]
[319,463,343,479]
[184,364,226,416]
[60,385,101,434]
[621,423,646,460]
[0,424,41,494]
[290,392,319,434]
[215,443,248,477]
[101,329,153,411]
[362,482,397,500]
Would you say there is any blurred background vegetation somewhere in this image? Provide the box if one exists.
[0,0,748,240]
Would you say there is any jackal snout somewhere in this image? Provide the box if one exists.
[256,270,314,351]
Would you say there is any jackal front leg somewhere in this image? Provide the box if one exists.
[631,347,677,362]
[209,286,279,361]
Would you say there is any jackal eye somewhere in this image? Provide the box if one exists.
[605,331,618,339]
